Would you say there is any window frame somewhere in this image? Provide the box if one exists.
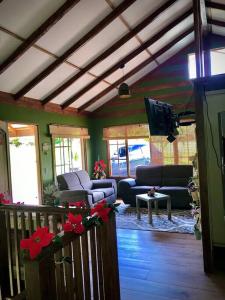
[106,124,196,178]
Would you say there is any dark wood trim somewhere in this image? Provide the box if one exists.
[79,27,193,112]
[0,91,90,117]
[193,0,212,274]
[0,0,80,75]
[41,0,177,105]
[13,0,136,100]
[205,0,225,11]
[92,103,195,119]
[208,18,225,28]
[213,245,225,271]
[62,8,193,109]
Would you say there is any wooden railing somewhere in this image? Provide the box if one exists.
[0,205,120,300]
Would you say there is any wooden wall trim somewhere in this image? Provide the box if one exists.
[0,91,90,117]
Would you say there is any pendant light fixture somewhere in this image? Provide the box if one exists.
[118,64,131,98]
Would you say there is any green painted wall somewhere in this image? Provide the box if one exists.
[205,91,225,246]
[89,45,194,169]
[0,101,90,186]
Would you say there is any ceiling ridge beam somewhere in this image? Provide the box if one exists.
[78,26,193,112]
[41,0,177,105]
[0,0,80,75]
[13,0,136,100]
[61,8,193,109]
[208,18,225,28]
[205,1,225,11]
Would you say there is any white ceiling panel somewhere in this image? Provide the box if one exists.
[26,64,78,100]
[125,61,158,87]
[105,51,150,83]
[70,81,109,108]
[148,16,193,54]
[86,89,118,112]
[36,0,112,56]
[156,32,194,64]
[212,25,225,37]
[211,8,225,22]
[111,0,165,28]
[68,18,128,68]
[0,32,21,62]
[0,48,55,94]
[50,73,94,105]
[137,0,192,43]
[0,0,65,38]
[89,37,140,76]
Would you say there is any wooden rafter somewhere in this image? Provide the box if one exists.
[41,0,177,105]
[13,0,136,100]
[0,0,80,75]
[78,27,193,112]
[205,1,225,11]
[61,8,193,109]
[208,18,225,28]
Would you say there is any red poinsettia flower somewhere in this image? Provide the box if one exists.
[64,213,85,235]
[20,227,55,260]
[0,193,4,200]
[91,200,111,222]
[99,160,107,169]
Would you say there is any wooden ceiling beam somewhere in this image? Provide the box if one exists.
[78,27,193,112]
[41,0,177,105]
[61,8,193,109]
[0,0,80,75]
[205,1,225,11]
[208,18,225,28]
[13,0,136,100]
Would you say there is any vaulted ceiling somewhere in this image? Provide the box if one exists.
[0,0,225,114]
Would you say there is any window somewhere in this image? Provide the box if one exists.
[104,124,196,177]
[54,137,83,175]
[188,47,225,79]
[49,125,89,176]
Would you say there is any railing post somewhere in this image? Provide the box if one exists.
[100,213,121,300]
[24,254,57,300]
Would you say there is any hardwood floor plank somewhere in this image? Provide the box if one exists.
[117,229,225,300]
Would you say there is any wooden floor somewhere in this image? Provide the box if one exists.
[117,229,225,300]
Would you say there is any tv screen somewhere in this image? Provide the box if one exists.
[144,98,178,137]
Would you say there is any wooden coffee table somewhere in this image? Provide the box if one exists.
[136,192,171,224]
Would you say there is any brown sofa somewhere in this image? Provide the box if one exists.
[118,165,193,209]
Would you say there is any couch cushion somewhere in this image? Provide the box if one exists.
[75,170,93,190]
[136,165,162,186]
[162,165,193,186]
[92,187,114,197]
[130,186,160,195]
[57,172,83,191]
[88,191,104,203]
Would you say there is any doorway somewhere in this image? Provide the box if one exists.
[8,123,41,205]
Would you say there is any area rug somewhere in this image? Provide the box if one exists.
[116,204,195,234]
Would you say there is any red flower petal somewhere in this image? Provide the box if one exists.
[63,222,74,232]
[74,224,85,234]
[29,241,42,260]
[20,238,32,249]
[68,213,83,225]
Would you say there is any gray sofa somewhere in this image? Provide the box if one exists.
[57,170,117,207]
[118,165,193,209]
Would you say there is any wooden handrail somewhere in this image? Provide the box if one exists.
[0,205,120,300]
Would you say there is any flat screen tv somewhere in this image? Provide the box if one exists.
[144,98,178,139]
